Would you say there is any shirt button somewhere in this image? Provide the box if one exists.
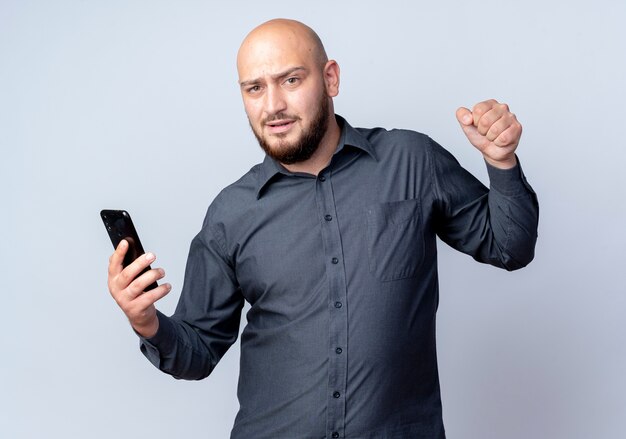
[331,257,339,264]
[318,175,326,182]
[332,433,339,438]
[324,214,332,221]
[333,391,341,398]
[334,301,342,308]
[335,347,343,354]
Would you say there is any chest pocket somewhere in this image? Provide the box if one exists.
[365,199,425,281]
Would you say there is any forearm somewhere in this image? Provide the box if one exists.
[484,159,539,270]
[431,135,539,270]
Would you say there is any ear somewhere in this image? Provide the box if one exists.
[323,60,340,97]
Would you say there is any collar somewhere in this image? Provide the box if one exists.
[255,115,378,199]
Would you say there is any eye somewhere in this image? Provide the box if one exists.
[285,77,299,86]
[247,85,261,94]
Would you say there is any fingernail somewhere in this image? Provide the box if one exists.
[463,114,472,124]
[145,252,155,262]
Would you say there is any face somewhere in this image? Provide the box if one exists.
[237,27,336,164]
[248,84,329,164]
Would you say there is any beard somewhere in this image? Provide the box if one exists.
[250,94,330,165]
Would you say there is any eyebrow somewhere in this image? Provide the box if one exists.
[239,66,307,88]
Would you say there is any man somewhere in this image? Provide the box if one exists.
[108,18,538,439]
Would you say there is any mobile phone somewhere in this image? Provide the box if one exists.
[100,209,158,291]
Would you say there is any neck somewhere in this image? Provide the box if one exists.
[281,114,341,176]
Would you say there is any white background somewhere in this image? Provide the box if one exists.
[1,1,625,438]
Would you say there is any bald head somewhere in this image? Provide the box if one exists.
[237,19,328,79]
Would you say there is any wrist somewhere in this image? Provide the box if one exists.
[132,317,159,339]
[484,154,518,170]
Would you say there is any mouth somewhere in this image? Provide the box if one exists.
[265,119,296,134]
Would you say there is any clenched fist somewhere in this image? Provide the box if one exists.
[456,99,522,169]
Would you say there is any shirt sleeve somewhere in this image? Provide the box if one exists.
[427,137,539,270]
[138,210,245,380]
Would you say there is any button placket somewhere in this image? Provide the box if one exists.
[315,171,348,439]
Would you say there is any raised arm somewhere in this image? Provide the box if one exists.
[431,99,538,270]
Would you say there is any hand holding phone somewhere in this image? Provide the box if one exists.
[101,209,158,291]
[102,210,171,338]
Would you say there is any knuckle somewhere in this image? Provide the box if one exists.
[109,276,125,295]
[108,257,117,273]
[108,262,119,276]
[126,280,141,297]
[118,270,130,285]
[481,99,496,110]
[123,283,134,297]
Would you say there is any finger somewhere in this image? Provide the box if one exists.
[493,121,522,148]
[458,119,490,151]
[108,239,129,277]
[132,283,172,309]
[126,267,166,299]
[471,99,498,127]
[457,106,490,150]
[476,101,512,136]
[118,252,157,288]
[485,113,516,142]
[456,107,473,126]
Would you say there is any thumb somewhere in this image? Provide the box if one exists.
[456,107,473,126]
[456,106,487,150]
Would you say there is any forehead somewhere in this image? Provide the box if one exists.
[237,29,317,82]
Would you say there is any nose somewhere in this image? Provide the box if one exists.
[265,84,287,116]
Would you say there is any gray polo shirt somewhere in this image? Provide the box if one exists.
[140,115,539,439]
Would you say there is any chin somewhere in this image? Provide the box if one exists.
[266,133,298,149]
[268,142,298,157]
